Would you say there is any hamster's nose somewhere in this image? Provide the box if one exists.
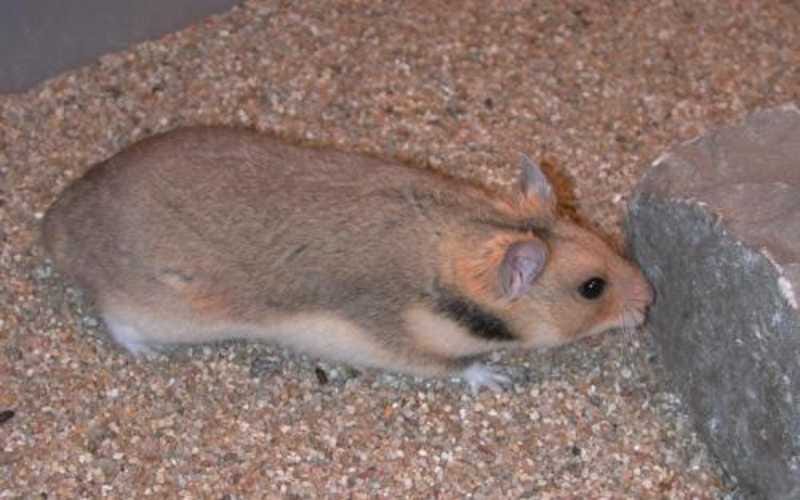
[637,277,655,307]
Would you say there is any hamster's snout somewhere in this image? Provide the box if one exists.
[635,277,655,308]
[623,271,655,329]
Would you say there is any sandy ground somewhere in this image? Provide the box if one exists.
[2,0,799,498]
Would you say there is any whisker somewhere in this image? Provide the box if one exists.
[617,308,629,366]
[626,305,635,339]
[625,298,650,308]
[620,306,640,370]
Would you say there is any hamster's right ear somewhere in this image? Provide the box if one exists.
[519,154,557,215]
[499,238,548,300]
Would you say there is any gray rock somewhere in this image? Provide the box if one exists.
[627,104,800,500]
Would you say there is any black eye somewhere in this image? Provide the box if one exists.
[579,277,606,300]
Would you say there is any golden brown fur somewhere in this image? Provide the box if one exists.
[42,126,652,390]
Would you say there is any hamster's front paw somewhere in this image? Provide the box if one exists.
[461,363,511,394]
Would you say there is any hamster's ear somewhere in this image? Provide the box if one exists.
[519,154,557,214]
[499,239,548,300]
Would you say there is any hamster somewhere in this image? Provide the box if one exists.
[42,127,653,391]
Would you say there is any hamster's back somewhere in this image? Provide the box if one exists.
[42,127,499,322]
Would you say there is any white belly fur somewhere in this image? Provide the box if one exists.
[101,307,400,370]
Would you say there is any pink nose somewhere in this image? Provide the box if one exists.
[637,278,655,306]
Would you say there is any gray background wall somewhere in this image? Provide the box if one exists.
[1,0,240,93]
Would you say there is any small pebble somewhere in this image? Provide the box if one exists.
[82,316,99,328]
[315,366,329,385]
[0,409,15,425]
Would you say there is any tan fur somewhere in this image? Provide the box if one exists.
[441,232,543,303]
[42,126,653,386]
[404,305,495,359]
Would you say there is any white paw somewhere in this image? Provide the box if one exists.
[119,339,160,358]
[103,316,159,358]
[461,364,511,394]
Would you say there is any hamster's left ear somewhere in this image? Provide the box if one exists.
[519,154,557,215]
[499,238,548,300]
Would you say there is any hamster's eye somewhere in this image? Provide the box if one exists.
[578,277,606,300]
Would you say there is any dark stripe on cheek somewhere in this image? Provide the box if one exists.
[432,284,515,342]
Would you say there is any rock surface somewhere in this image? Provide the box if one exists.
[628,105,800,500]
